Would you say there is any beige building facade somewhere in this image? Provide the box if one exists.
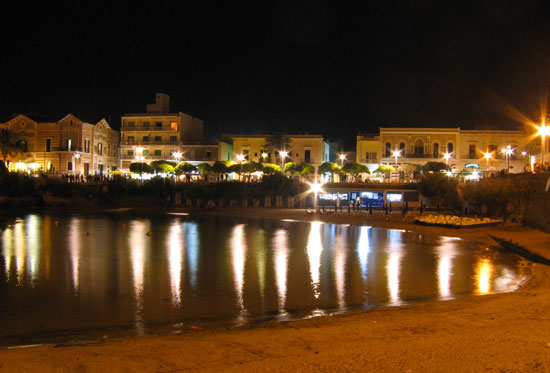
[0,114,119,175]
[231,134,329,169]
[357,127,531,172]
[120,93,206,169]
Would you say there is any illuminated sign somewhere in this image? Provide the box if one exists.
[465,163,480,169]
[319,193,348,201]
[386,192,403,202]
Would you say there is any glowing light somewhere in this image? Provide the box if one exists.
[236,154,245,162]
[307,222,323,298]
[167,221,184,307]
[279,150,288,159]
[273,229,289,314]
[14,221,26,284]
[184,222,199,290]
[129,220,149,334]
[172,151,182,162]
[230,224,247,319]
[357,226,371,283]
[27,162,40,170]
[386,230,403,306]
[2,227,13,280]
[68,217,81,293]
[261,152,268,159]
[475,258,493,295]
[135,147,144,155]
[15,162,27,171]
[435,237,458,300]
[333,229,348,310]
[308,181,324,194]
[74,153,80,159]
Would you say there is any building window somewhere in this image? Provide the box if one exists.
[154,136,161,142]
[143,136,149,143]
[128,121,135,127]
[385,142,392,157]
[83,163,89,176]
[305,149,311,163]
[433,143,439,158]
[447,142,454,154]
[170,136,177,142]
[414,139,424,156]
[128,136,135,144]
[46,139,51,152]
[365,152,377,162]
[98,143,103,155]
[143,121,150,127]
[67,161,73,171]
[399,142,406,153]
[469,144,476,159]
[127,150,134,156]
[154,150,161,156]
[84,139,91,153]
[170,122,178,130]
[206,151,212,158]
[143,150,150,156]
[66,139,72,151]
[155,121,162,128]
[243,149,249,161]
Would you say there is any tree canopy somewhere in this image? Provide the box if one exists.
[422,161,450,173]
[0,128,25,164]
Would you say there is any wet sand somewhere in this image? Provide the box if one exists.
[1,208,550,372]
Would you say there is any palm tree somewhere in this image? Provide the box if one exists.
[264,132,292,167]
[0,128,25,166]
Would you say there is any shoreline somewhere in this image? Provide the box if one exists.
[1,208,550,372]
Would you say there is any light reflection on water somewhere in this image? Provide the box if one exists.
[0,213,529,345]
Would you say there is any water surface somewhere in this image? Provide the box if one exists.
[0,213,528,346]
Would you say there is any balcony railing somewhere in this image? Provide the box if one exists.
[121,140,181,146]
[53,147,84,152]
[121,126,177,131]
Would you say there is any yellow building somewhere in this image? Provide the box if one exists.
[120,93,204,170]
[357,127,531,172]
[0,114,119,175]
[231,134,329,169]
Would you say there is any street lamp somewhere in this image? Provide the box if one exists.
[279,150,288,173]
[172,151,182,164]
[236,154,245,181]
[339,153,346,167]
[391,149,401,167]
[442,152,451,166]
[536,123,550,166]
[261,152,268,162]
[308,181,324,212]
[501,145,514,171]
[483,151,493,168]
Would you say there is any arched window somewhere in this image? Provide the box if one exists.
[385,142,392,157]
[414,139,424,156]
[447,142,454,154]
[433,143,439,158]
[399,142,406,153]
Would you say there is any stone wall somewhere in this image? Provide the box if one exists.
[524,173,550,233]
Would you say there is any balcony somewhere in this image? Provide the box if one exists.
[53,147,84,152]
[121,140,181,146]
[403,154,434,159]
[121,126,177,131]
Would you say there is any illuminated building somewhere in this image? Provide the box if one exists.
[0,113,119,175]
[358,127,530,173]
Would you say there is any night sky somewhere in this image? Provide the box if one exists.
[3,1,550,148]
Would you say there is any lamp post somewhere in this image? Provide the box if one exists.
[536,123,550,166]
[339,153,346,167]
[308,181,324,212]
[391,149,401,168]
[261,152,268,163]
[501,145,513,171]
[173,151,182,164]
[236,154,245,181]
[443,152,451,167]
[279,150,288,173]
[483,151,493,168]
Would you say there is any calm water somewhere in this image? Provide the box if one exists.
[0,212,528,346]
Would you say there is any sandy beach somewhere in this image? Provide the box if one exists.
[1,208,550,372]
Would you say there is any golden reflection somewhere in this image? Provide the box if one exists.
[129,220,149,334]
[167,221,184,307]
[333,229,347,310]
[386,230,403,306]
[307,222,323,298]
[273,229,289,313]
[475,258,493,295]
[26,215,41,284]
[230,224,247,316]
[255,230,266,301]
[2,227,13,280]
[14,222,26,284]
[68,217,81,294]
[357,226,371,281]
[435,237,458,300]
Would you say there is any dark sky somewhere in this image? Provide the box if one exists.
[3,0,550,148]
